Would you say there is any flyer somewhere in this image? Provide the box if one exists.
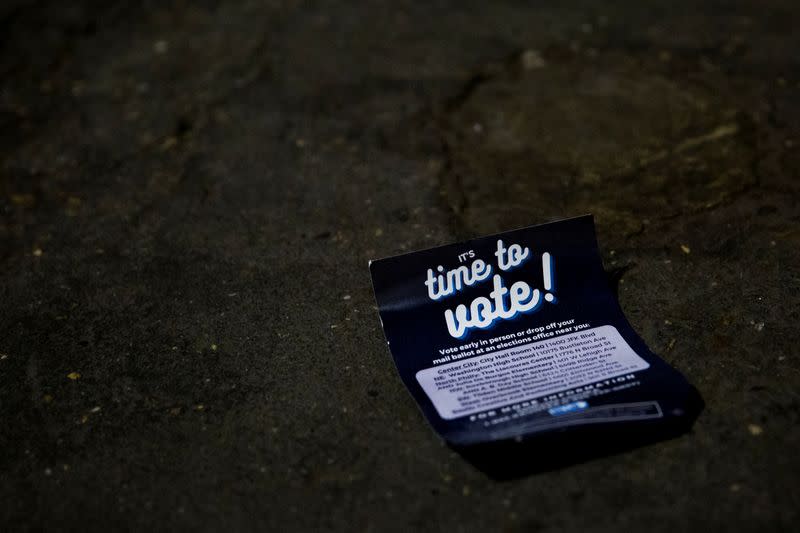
[370,215,699,449]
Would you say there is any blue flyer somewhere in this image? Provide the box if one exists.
[370,215,699,450]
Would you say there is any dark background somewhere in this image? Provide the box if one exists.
[1,1,798,531]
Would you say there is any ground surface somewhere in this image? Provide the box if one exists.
[1,1,799,531]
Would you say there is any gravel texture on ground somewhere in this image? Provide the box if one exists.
[1,1,799,531]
